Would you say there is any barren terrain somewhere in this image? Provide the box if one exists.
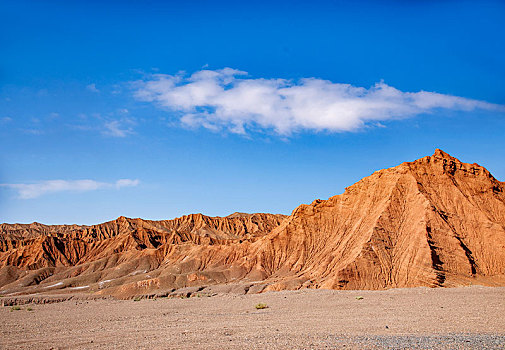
[1,150,504,349]
[1,150,505,299]
[1,286,504,349]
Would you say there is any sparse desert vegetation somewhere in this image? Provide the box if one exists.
[255,303,268,309]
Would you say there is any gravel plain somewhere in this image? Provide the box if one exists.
[1,286,504,349]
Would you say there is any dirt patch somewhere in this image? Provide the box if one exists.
[1,286,504,349]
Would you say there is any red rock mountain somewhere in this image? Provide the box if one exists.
[1,150,504,298]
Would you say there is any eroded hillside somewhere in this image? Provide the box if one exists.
[1,150,504,299]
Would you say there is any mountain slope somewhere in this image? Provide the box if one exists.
[248,149,505,291]
[1,149,504,298]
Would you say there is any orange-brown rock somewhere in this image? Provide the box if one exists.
[1,150,504,298]
[0,213,286,296]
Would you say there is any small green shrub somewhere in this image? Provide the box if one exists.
[255,303,268,310]
[355,296,364,300]
[10,306,21,312]
[133,297,141,302]
[27,307,33,311]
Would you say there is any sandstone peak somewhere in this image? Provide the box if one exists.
[432,148,454,159]
[226,212,252,218]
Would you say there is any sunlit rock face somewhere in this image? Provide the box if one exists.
[1,150,504,298]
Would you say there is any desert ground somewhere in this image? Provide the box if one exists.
[1,286,504,349]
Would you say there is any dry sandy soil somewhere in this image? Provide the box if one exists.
[1,286,504,349]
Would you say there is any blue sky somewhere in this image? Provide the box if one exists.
[1,0,504,224]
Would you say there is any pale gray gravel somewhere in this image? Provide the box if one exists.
[1,286,504,349]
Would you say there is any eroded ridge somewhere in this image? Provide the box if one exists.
[1,149,504,299]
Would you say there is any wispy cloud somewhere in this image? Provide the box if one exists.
[102,118,135,137]
[22,129,44,135]
[48,112,60,120]
[70,112,136,138]
[133,68,504,136]
[86,83,100,93]
[0,179,140,199]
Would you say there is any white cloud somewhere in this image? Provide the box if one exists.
[133,68,504,135]
[103,119,134,137]
[0,179,140,199]
[86,83,100,93]
[115,179,140,188]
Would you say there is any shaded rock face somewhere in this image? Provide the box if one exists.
[1,150,504,298]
